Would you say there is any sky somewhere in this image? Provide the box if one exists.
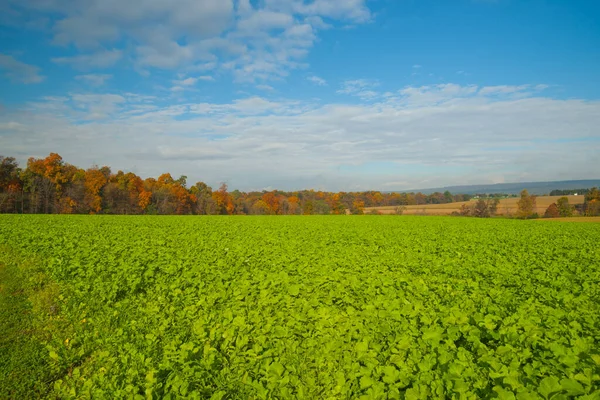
[0,0,599,192]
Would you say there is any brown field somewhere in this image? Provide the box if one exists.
[364,195,585,216]
[534,216,600,223]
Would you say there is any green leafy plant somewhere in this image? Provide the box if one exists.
[1,215,599,399]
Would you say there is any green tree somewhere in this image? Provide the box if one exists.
[556,197,573,217]
[516,189,537,219]
[443,190,453,203]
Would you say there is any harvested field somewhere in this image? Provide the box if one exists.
[365,195,586,216]
[535,216,600,223]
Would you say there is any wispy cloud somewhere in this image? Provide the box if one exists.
[75,74,112,86]
[0,53,44,83]
[52,49,122,69]
[171,75,215,91]
[256,84,275,91]
[478,84,548,96]
[337,79,380,99]
[307,76,327,86]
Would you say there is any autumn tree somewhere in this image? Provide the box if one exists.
[459,203,473,216]
[57,164,83,214]
[0,156,21,213]
[488,198,500,215]
[103,171,149,214]
[302,200,314,215]
[516,190,537,219]
[283,195,300,215]
[150,173,195,214]
[84,167,109,213]
[262,192,280,215]
[394,205,406,215]
[414,192,427,205]
[0,156,20,189]
[350,200,365,215]
[190,182,217,215]
[544,203,560,218]
[212,183,234,215]
[251,199,270,215]
[473,199,491,218]
[24,155,62,213]
[328,193,346,215]
[584,187,600,216]
[472,198,500,218]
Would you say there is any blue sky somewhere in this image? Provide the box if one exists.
[0,0,599,191]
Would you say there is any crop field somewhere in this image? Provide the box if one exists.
[366,195,585,216]
[1,215,600,399]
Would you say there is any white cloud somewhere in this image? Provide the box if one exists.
[293,0,372,23]
[135,33,198,69]
[0,53,44,83]
[70,93,126,120]
[171,75,215,91]
[52,49,122,69]
[3,83,598,191]
[174,77,199,86]
[307,75,327,86]
[256,84,275,91]
[75,74,112,86]
[237,10,294,32]
[10,0,372,81]
[478,85,531,95]
[337,79,380,99]
[393,83,480,106]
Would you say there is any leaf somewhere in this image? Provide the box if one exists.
[404,387,421,400]
[270,362,285,377]
[382,365,399,384]
[493,387,516,400]
[559,378,585,396]
[538,376,562,399]
[515,390,540,400]
[145,370,157,385]
[288,285,300,296]
[210,391,227,400]
[360,376,374,390]
[355,341,369,353]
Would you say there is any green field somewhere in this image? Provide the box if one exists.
[1,215,599,399]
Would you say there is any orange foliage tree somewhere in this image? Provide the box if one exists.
[84,167,108,213]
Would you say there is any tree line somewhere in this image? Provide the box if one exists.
[0,153,473,215]
[549,189,591,196]
[2,154,598,217]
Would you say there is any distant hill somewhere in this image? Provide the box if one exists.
[398,180,600,195]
